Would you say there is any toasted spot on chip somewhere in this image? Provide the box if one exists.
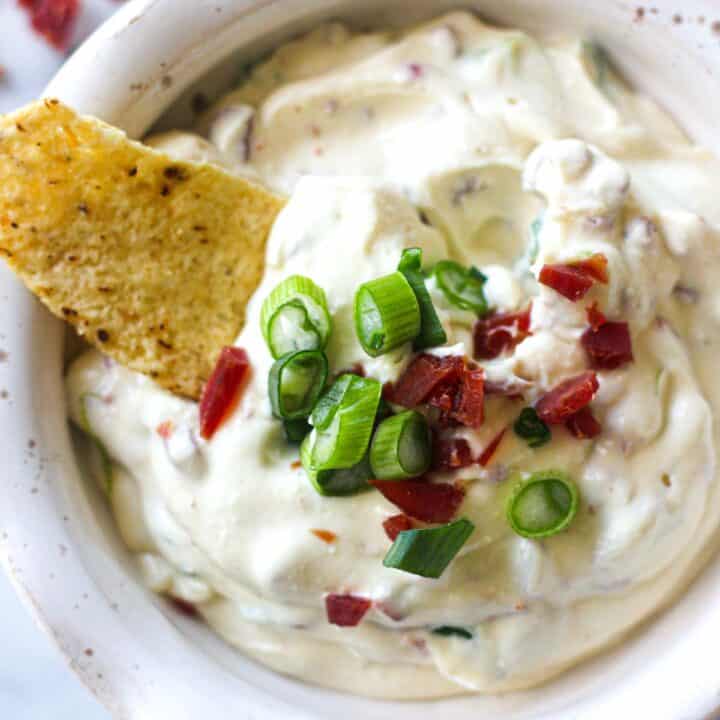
[0,100,284,399]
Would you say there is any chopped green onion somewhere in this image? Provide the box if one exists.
[301,436,372,496]
[398,248,447,350]
[260,275,331,358]
[268,350,328,420]
[506,470,579,539]
[354,272,421,357]
[434,260,488,315]
[370,410,431,480]
[431,626,473,640]
[307,374,382,470]
[383,517,475,578]
[283,418,311,444]
[513,407,551,448]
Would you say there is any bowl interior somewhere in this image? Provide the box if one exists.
[3,1,720,719]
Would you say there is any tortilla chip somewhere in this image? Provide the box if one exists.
[0,99,284,399]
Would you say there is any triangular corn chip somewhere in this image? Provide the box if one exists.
[0,99,284,398]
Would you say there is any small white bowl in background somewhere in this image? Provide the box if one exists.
[2,1,720,718]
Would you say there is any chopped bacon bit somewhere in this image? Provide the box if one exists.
[325,594,372,627]
[156,420,174,439]
[539,264,594,301]
[535,371,599,424]
[388,354,464,407]
[565,407,602,439]
[452,368,485,428]
[586,301,607,331]
[311,529,337,544]
[570,253,609,284]
[478,429,506,466]
[382,381,396,402]
[382,514,414,541]
[432,436,473,471]
[199,347,251,440]
[168,597,199,619]
[539,254,609,301]
[371,479,465,523]
[581,322,633,370]
[473,306,532,360]
[18,0,80,50]
[389,355,484,429]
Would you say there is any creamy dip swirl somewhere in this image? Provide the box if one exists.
[66,12,720,697]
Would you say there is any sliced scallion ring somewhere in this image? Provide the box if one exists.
[308,374,382,470]
[370,410,431,480]
[301,436,372,496]
[398,248,447,350]
[268,350,328,420]
[354,272,421,357]
[513,407,551,448]
[506,470,579,539]
[383,517,475,578]
[434,260,488,315]
[260,275,331,358]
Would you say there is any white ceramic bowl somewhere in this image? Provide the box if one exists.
[3,1,720,718]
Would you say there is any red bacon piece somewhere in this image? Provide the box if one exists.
[199,347,251,439]
[539,264,594,301]
[473,306,532,360]
[382,514,414,541]
[18,0,80,50]
[388,354,464,407]
[539,254,609,302]
[452,368,485,428]
[535,371,599,425]
[586,302,607,331]
[432,436,474,471]
[325,594,372,627]
[570,253,609,284]
[565,407,602,439]
[581,322,633,370]
[371,480,465,523]
[478,429,506,467]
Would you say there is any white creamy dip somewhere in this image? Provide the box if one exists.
[66,12,720,697]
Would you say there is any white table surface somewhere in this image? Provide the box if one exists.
[1,2,118,717]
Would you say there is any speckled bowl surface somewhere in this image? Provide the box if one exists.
[3,1,720,718]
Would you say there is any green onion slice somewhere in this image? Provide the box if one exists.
[283,418,311,444]
[260,275,331,358]
[308,374,382,470]
[513,407,551,448]
[431,626,473,640]
[434,260,488,315]
[268,350,328,420]
[383,517,475,578]
[354,272,421,357]
[506,470,579,539]
[301,436,372,496]
[370,410,431,480]
[398,248,447,350]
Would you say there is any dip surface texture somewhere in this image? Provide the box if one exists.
[66,12,720,697]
